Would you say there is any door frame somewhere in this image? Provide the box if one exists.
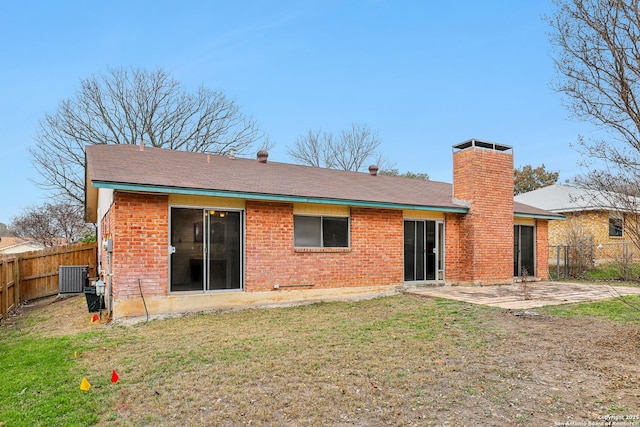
[403,219,445,283]
[514,224,535,278]
[169,205,245,293]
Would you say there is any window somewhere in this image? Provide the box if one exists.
[294,215,349,248]
[609,215,624,237]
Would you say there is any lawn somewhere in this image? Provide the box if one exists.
[550,261,640,284]
[585,262,640,281]
[1,293,639,426]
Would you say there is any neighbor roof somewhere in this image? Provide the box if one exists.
[85,144,559,221]
[0,237,28,249]
[0,237,45,254]
[514,184,625,213]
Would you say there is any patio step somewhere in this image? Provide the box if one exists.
[402,282,445,290]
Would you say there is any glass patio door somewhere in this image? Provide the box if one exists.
[404,220,443,282]
[514,225,535,277]
[170,207,243,292]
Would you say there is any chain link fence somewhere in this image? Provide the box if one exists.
[549,242,640,280]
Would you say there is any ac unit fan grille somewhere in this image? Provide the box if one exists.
[59,265,88,294]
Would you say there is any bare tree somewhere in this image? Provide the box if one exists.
[31,66,264,206]
[287,123,386,172]
[0,223,11,237]
[548,0,640,249]
[287,129,331,167]
[9,202,90,248]
[564,214,595,277]
[379,169,429,180]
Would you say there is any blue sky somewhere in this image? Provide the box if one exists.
[0,0,594,224]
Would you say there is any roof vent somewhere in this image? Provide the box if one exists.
[139,140,144,151]
[368,165,379,176]
[257,150,269,163]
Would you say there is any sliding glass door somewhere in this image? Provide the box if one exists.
[404,220,444,282]
[170,207,243,292]
[514,225,535,277]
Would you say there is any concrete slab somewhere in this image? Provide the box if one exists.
[404,281,640,309]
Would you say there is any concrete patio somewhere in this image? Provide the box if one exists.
[404,281,640,309]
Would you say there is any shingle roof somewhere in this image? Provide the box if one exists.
[85,144,559,219]
[513,200,561,218]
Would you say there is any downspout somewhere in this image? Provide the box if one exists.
[98,205,114,317]
[106,237,113,316]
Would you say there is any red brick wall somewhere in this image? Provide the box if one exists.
[101,189,549,300]
[451,147,514,284]
[105,192,169,300]
[245,201,404,291]
[535,219,549,280]
[444,213,471,282]
[102,196,403,302]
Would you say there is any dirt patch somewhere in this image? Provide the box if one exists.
[1,294,107,336]
[4,294,640,426]
[476,311,639,424]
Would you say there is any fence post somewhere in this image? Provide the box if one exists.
[14,257,20,305]
[1,259,7,320]
[1,259,4,320]
[625,243,629,281]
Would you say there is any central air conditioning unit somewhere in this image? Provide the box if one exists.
[58,265,88,294]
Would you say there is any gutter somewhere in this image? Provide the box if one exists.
[90,181,471,214]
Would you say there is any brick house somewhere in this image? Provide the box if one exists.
[515,184,627,246]
[515,184,633,264]
[85,139,561,318]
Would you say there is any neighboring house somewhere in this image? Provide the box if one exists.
[514,184,627,248]
[85,139,561,319]
[0,237,45,254]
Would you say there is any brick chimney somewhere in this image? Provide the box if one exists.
[451,139,514,285]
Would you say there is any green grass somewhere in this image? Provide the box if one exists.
[586,264,622,279]
[0,331,110,426]
[585,263,640,280]
[541,295,640,322]
[550,261,640,284]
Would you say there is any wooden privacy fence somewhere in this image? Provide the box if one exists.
[0,257,18,321]
[0,242,98,320]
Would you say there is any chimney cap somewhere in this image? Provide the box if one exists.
[453,139,512,153]
[257,150,269,163]
[368,165,379,176]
